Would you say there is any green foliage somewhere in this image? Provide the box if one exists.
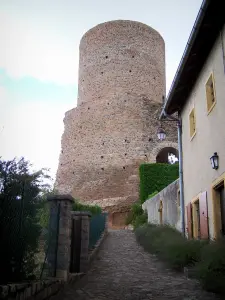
[139,163,179,203]
[125,202,148,229]
[131,202,143,216]
[147,191,159,199]
[135,224,207,270]
[37,188,57,229]
[125,212,133,226]
[72,201,102,215]
[193,239,225,294]
[0,157,51,284]
[135,224,225,295]
[132,212,148,230]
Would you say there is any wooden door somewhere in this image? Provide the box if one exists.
[186,202,193,239]
[199,191,209,239]
[219,186,225,235]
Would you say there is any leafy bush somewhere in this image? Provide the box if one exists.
[0,157,51,284]
[72,201,102,215]
[133,212,148,230]
[135,224,207,270]
[139,163,179,203]
[193,239,225,294]
[125,201,148,228]
[136,224,225,295]
[131,202,143,216]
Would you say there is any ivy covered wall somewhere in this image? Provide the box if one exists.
[139,163,179,203]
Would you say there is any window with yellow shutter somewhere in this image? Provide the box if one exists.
[206,73,216,113]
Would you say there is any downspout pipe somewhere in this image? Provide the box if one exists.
[160,109,185,236]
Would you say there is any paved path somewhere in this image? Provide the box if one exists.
[53,230,219,300]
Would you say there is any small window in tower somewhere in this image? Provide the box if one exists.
[88,107,90,110]
[129,70,132,73]
[105,55,108,59]
[123,166,125,170]
[101,167,104,171]
[148,138,152,142]
[125,153,127,156]
[101,156,104,159]
[206,73,216,113]
[101,71,104,75]
[102,142,105,145]
[132,55,134,58]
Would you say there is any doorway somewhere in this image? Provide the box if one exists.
[192,199,201,239]
[158,200,163,225]
[218,184,225,235]
[213,178,225,238]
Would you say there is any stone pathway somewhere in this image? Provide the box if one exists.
[52,230,219,300]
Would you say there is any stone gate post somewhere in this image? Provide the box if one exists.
[48,194,73,281]
[71,211,91,273]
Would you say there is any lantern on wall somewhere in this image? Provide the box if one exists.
[210,152,219,170]
[157,127,166,141]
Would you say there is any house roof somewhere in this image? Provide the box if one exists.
[162,0,225,116]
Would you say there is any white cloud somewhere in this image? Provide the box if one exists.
[0,10,79,85]
[0,91,73,179]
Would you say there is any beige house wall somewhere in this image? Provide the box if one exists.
[181,26,225,238]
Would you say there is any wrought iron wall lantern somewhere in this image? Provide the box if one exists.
[210,152,219,170]
[157,127,166,141]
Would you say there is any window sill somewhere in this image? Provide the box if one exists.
[207,101,216,115]
[190,131,196,141]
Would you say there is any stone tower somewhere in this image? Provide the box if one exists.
[55,20,177,228]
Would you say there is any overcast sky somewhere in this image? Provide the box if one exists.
[0,0,202,180]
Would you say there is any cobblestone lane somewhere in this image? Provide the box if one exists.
[52,230,219,300]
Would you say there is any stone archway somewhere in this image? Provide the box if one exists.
[156,147,178,164]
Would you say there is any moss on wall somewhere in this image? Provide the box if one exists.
[139,163,179,203]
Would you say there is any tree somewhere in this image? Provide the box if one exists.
[0,157,51,284]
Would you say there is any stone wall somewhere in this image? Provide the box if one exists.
[142,179,181,231]
[55,20,178,227]
[0,279,63,300]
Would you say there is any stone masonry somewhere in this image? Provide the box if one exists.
[55,20,177,227]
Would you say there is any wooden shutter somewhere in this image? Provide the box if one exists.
[199,191,209,239]
[186,202,193,239]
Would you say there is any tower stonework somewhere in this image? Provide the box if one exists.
[55,20,178,228]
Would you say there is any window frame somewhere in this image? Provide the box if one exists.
[205,72,216,114]
[212,172,225,239]
[189,107,196,140]
[191,195,201,239]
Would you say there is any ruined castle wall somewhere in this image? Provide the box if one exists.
[55,20,178,221]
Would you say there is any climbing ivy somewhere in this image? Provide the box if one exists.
[139,163,179,203]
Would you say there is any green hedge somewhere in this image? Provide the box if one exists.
[135,224,225,295]
[139,163,179,203]
[72,201,102,215]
